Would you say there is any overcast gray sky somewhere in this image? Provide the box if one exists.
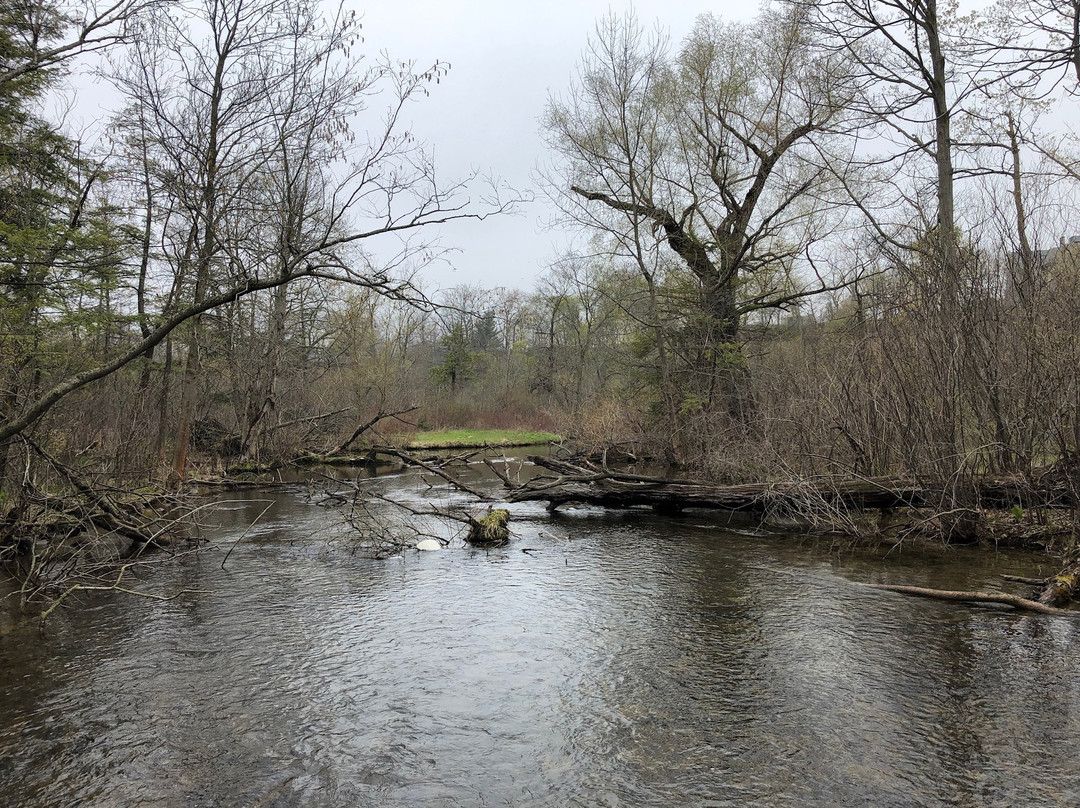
[359,1,758,293]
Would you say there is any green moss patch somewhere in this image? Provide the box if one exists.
[402,429,559,450]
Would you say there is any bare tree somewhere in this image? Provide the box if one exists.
[991,0,1080,88]
[794,0,1004,280]
[0,0,158,87]
[543,8,852,419]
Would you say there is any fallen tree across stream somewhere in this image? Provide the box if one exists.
[215,448,1080,614]
[506,456,1076,515]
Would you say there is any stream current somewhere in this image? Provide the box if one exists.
[2,459,1079,806]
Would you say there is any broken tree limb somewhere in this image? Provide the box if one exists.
[482,457,520,490]
[1001,574,1050,585]
[272,407,353,431]
[329,406,418,456]
[864,583,1076,616]
[350,490,509,546]
[372,447,493,501]
[38,564,190,625]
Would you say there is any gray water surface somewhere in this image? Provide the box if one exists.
[2,470,1078,807]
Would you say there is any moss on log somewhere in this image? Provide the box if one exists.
[1038,566,1080,607]
[468,509,510,544]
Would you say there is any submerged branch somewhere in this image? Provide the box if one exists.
[372,447,493,501]
[864,583,1076,616]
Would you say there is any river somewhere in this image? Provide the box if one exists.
[2,459,1079,806]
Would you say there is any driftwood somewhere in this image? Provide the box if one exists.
[865,583,1076,616]
[508,456,1077,514]
[483,457,519,488]
[1002,573,1050,585]
[189,477,292,490]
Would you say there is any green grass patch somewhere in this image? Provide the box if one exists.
[402,429,560,450]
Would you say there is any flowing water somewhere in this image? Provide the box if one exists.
[2,461,1079,807]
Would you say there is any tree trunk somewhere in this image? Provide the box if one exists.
[925,0,958,278]
[240,282,289,460]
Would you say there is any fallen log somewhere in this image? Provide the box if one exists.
[1002,574,1050,585]
[865,583,1076,616]
[509,456,1077,515]
[510,456,929,513]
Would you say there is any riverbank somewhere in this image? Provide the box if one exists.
[9,445,1077,619]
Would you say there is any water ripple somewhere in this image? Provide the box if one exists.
[2,482,1078,806]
